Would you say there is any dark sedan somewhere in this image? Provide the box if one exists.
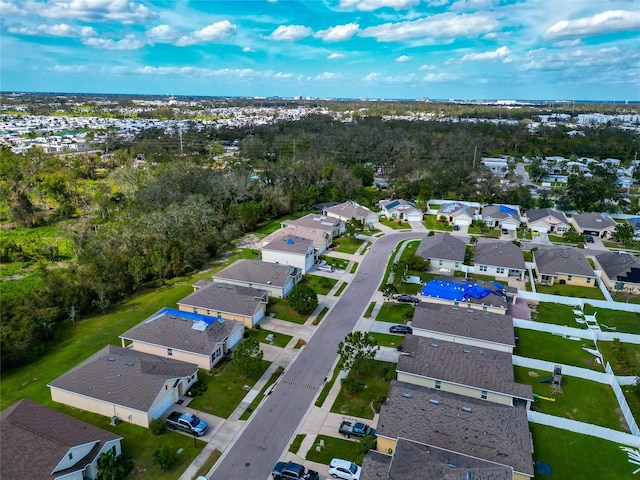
[389,325,413,334]
[394,294,419,304]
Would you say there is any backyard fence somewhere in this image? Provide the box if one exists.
[606,362,640,437]
[513,317,640,345]
[513,356,609,383]
[517,291,640,313]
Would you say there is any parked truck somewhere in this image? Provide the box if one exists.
[165,411,208,436]
[339,419,376,439]
[272,461,319,480]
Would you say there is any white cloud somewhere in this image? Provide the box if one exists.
[52,64,87,73]
[7,0,156,24]
[419,64,436,70]
[460,45,510,61]
[8,22,96,38]
[364,72,382,81]
[83,33,145,50]
[314,23,359,42]
[80,26,97,37]
[338,0,419,11]
[359,12,498,42]
[175,20,237,46]
[521,44,637,74]
[316,72,339,80]
[328,52,345,59]
[243,46,255,52]
[545,10,640,39]
[424,72,456,82]
[146,24,177,43]
[133,65,297,82]
[268,25,312,41]
[450,0,497,12]
[395,55,412,62]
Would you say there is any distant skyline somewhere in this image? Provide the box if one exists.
[1,0,639,101]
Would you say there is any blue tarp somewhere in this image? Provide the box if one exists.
[499,205,519,216]
[149,307,223,325]
[422,280,503,301]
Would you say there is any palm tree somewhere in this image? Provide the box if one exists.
[97,450,125,480]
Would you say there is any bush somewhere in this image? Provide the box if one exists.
[189,380,208,397]
[287,283,318,314]
[149,417,166,435]
[152,445,177,470]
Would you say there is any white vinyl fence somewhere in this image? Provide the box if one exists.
[606,362,640,436]
[513,317,640,345]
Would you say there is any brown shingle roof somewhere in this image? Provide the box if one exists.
[398,336,532,400]
[416,233,466,263]
[571,212,616,231]
[262,227,329,251]
[360,450,392,480]
[595,251,640,283]
[377,381,534,477]
[525,208,569,224]
[283,213,342,233]
[261,234,314,254]
[48,345,198,412]
[178,282,268,316]
[412,303,515,347]
[214,259,298,289]
[1,399,121,480]
[324,200,373,220]
[474,239,525,270]
[533,247,595,277]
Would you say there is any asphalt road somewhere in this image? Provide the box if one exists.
[210,232,418,480]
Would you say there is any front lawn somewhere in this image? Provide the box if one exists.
[187,358,270,418]
[335,282,348,296]
[514,328,601,370]
[513,366,626,431]
[305,434,366,465]
[611,292,640,304]
[530,302,586,328]
[332,237,364,254]
[535,283,606,300]
[322,256,351,271]
[379,218,410,230]
[330,360,395,419]
[245,328,292,348]
[267,297,312,324]
[530,423,631,480]
[422,215,453,231]
[303,274,338,295]
[368,332,405,348]
[375,303,415,323]
[583,304,640,334]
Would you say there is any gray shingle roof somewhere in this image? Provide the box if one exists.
[534,247,595,277]
[214,259,298,289]
[412,303,515,347]
[360,450,392,480]
[437,202,475,217]
[179,282,268,316]
[571,212,616,231]
[482,205,520,222]
[262,226,329,251]
[416,233,466,263]
[525,208,569,224]
[398,336,532,400]
[474,239,525,270]
[262,234,314,254]
[1,399,122,480]
[595,252,640,283]
[120,311,239,355]
[48,345,198,412]
[377,381,534,477]
[324,200,373,220]
[283,213,342,233]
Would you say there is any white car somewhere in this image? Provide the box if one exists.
[317,264,335,272]
[328,458,361,480]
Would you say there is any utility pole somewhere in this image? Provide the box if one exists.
[473,145,477,169]
[179,130,183,153]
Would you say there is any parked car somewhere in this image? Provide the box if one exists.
[453,225,460,231]
[165,412,208,436]
[586,235,595,243]
[389,325,412,334]
[394,294,419,304]
[328,458,361,480]
[317,264,335,272]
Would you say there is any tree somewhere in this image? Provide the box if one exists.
[97,450,126,480]
[381,283,398,307]
[232,337,264,378]
[344,218,364,238]
[152,445,177,470]
[337,331,379,376]
[614,222,634,244]
[528,158,547,182]
[287,283,318,314]
[391,260,408,286]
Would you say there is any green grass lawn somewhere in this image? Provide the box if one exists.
[253,214,300,235]
[375,303,415,323]
[239,366,284,420]
[305,434,365,465]
[379,218,410,230]
[530,423,631,480]
[530,302,586,328]
[289,433,306,454]
[245,328,292,348]
[350,262,359,273]
[330,360,395,419]
[303,274,338,295]
[187,358,270,418]
[315,361,342,408]
[395,282,422,295]
[332,237,364,254]
[548,234,577,244]
[583,304,640,334]
[514,328,602,371]
[514,366,626,431]
[422,215,453,231]
[335,282,348,296]
[267,298,312,324]
[364,302,376,317]
[312,306,330,326]
[535,283,606,300]
[611,292,640,304]
[368,332,404,348]
[323,256,350,271]
[598,340,640,376]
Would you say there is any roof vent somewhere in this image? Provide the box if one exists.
[446,462,458,468]
[126,361,135,366]
[402,393,413,398]
[431,343,439,347]
[463,349,471,353]
[461,406,472,413]
[107,357,116,362]
[429,399,440,405]
[479,349,485,356]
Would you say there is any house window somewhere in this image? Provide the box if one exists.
[212,349,221,362]
[217,311,222,318]
[479,265,488,272]
[68,452,73,460]
[435,380,442,389]
[567,275,573,281]
[439,260,443,266]
[206,309,210,315]
[483,305,488,311]
[587,278,591,284]
[496,267,505,274]
[481,390,488,400]
[193,308,197,313]
[167,348,173,356]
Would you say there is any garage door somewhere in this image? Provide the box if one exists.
[455,219,471,226]
[533,226,548,233]
[228,328,243,349]
[407,213,423,222]
[149,390,176,420]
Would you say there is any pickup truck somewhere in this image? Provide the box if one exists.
[272,461,319,480]
[339,419,376,439]
[165,411,208,436]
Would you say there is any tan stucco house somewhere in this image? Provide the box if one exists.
[474,239,526,281]
[261,234,315,274]
[213,259,301,298]
[533,247,596,287]
[524,208,570,235]
[570,212,616,238]
[594,251,640,294]
[415,233,466,271]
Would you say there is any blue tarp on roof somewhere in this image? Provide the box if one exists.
[149,307,223,325]
[499,205,519,217]
[421,280,504,301]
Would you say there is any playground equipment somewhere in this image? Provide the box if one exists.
[538,365,564,397]
[533,393,556,402]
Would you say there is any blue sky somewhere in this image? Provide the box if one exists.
[1,0,639,100]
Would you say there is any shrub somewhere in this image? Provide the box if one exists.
[149,417,166,435]
[152,445,177,470]
[189,380,208,397]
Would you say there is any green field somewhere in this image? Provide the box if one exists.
[375,303,415,323]
[531,302,586,328]
[514,328,601,371]
[583,304,640,334]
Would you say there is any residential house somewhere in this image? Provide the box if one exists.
[178,282,268,329]
[411,303,516,353]
[437,202,477,227]
[261,234,315,274]
[1,398,123,480]
[481,156,510,176]
[570,212,616,238]
[374,381,534,479]
[474,239,526,281]
[323,200,378,226]
[524,208,571,236]
[421,277,516,315]
[262,226,332,256]
[282,213,343,238]
[533,247,596,287]
[119,307,244,370]
[213,259,301,298]
[48,345,199,428]
[415,233,466,272]
[481,205,521,231]
[397,336,532,408]
[627,217,640,240]
[378,199,424,222]
[594,252,640,294]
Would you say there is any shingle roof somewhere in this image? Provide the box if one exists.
[1,399,122,480]
[214,259,298,288]
[474,239,525,270]
[360,450,392,480]
[595,252,640,284]
[482,205,520,221]
[437,202,475,217]
[398,336,532,400]
[380,199,422,215]
[324,200,373,220]
[120,309,239,355]
[412,303,515,347]
[416,233,466,263]
[261,234,314,254]
[377,381,534,477]
[525,208,569,224]
[571,212,616,231]
[534,247,595,277]
[283,213,342,232]
[48,345,198,412]
[178,282,268,316]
